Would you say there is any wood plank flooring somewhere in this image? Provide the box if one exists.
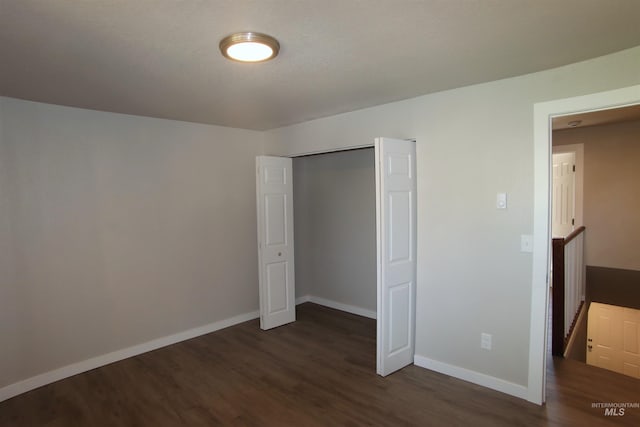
[1,302,639,426]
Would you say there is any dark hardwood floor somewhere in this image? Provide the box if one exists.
[1,302,638,426]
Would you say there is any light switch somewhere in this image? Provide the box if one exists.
[496,193,507,209]
[481,333,492,350]
[521,235,533,253]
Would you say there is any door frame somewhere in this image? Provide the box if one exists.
[285,138,417,376]
[529,84,640,404]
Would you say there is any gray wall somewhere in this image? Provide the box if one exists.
[554,120,640,271]
[293,148,376,311]
[2,44,640,401]
[0,102,19,384]
[265,46,640,388]
[0,97,264,388]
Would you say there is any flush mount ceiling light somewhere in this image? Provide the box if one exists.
[567,120,582,127]
[219,32,280,63]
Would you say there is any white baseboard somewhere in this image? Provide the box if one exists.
[0,310,259,403]
[296,294,376,319]
[413,355,528,401]
[295,295,311,305]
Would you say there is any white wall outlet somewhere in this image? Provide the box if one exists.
[520,234,533,253]
[481,333,492,350]
[496,192,507,209]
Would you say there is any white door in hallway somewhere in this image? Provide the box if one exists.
[256,156,295,330]
[552,152,575,238]
[375,137,417,376]
[587,302,640,379]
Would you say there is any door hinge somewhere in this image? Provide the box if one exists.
[573,164,576,172]
[572,218,575,225]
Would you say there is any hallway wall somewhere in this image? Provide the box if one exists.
[553,120,640,271]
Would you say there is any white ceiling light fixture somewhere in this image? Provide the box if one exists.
[219,32,280,63]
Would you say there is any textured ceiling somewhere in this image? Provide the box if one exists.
[1,0,640,130]
[552,104,640,130]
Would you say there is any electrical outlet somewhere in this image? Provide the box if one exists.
[481,333,492,350]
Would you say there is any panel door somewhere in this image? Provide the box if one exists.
[551,152,575,238]
[587,302,640,379]
[621,307,640,378]
[587,302,619,371]
[256,156,295,330]
[375,137,417,376]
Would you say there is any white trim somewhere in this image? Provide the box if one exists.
[374,139,384,373]
[0,310,259,403]
[295,294,377,319]
[295,295,311,305]
[530,84,640,405]
[286,143,375,158]
[414,355,528,401]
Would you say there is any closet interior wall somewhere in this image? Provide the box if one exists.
[292,148,376,313]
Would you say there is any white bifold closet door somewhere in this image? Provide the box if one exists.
[256,137,416,377]
[375,137,417,376]
[256,156,296,330]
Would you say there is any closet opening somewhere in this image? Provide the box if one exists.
[256,137,416,375]
[292,147,377,319]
